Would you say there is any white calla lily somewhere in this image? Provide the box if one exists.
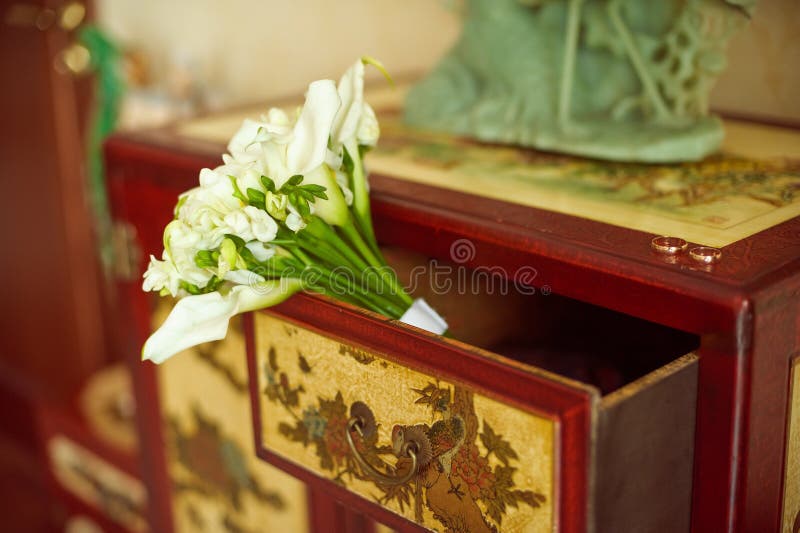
[288,80,341,177]
[331,59,380,149]
[228,80,341,190]
[223,269,265,285]
[329,59,383,242]
[142,279,303,364]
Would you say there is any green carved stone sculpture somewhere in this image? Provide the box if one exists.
[406,0,755,162]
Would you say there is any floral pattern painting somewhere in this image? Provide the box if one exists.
[255,313,555,533]
[367,113,800,247]
[175,89,800,247]
[155,308,309,533]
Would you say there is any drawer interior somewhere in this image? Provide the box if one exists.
[383,246,699,532]
[383,246,700,395]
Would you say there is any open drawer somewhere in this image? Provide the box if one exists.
[246,249,699,533]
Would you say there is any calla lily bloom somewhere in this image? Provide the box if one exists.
[142,279,303,364]
[330,58,383,241]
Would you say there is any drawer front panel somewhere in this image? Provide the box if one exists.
[154,304,309,533]
[783,358,800,533]
[48,435,147,532]
[253,312,557,533]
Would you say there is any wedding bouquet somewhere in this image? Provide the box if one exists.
[142,59,447,364]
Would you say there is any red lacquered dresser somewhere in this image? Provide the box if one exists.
[105,92,800,532]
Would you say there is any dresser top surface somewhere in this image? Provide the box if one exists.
[106,87,800,331]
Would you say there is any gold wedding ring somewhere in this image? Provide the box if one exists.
[651,236,688,255]
[689,246,722,265]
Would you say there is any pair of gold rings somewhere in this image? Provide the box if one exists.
[650,236,722,265]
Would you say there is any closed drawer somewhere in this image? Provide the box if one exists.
[153,303,311,533]
[46,435,147,533]
[246,265,699,533]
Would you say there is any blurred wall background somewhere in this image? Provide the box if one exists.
[96,0,799,123]
[96,0,459,110]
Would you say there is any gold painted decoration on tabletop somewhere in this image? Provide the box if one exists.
[254,312,555,533]
[368,113,800,248]
[176,87,800,248]
[154,301,309,533]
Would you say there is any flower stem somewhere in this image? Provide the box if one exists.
[340,218,413,307]
[305,264,404,318]
[349,144,380,256]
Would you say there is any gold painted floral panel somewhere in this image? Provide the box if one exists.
[783,358,800,533]
[48,435,147,532]
[368,114,800,248]
[176,87,800,248]
[254,312,556,533]
[154,303,309,533]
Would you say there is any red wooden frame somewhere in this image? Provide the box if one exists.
[104,112,800,532]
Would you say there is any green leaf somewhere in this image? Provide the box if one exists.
[302,184,328,200]
[342,146,355,176]
[194,249,217,269]
[280,175,304,194]
[260,175,276,193]
[179,275,222,295]
[247,188,266,210]
[228,175,248,203]
[296,198,311,218]
[236,245,260,270]
[179,280,204,295]
[224,234,247,250]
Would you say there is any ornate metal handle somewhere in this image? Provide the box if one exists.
[346,415,419,486]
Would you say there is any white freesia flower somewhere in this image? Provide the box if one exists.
[245,241,275,262]
[285,204,307,232]
[163,220,214,287]
[227,108,293,160]
[142,279,303,364]
[265,191,289,221]
[221,206,279,243]
[244,206,279,241]
[177,169,243,248]
[142,252,181,297]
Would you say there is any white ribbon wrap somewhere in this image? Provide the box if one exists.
[399,298,448,335]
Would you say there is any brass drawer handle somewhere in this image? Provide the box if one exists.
[346,405,419,486]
